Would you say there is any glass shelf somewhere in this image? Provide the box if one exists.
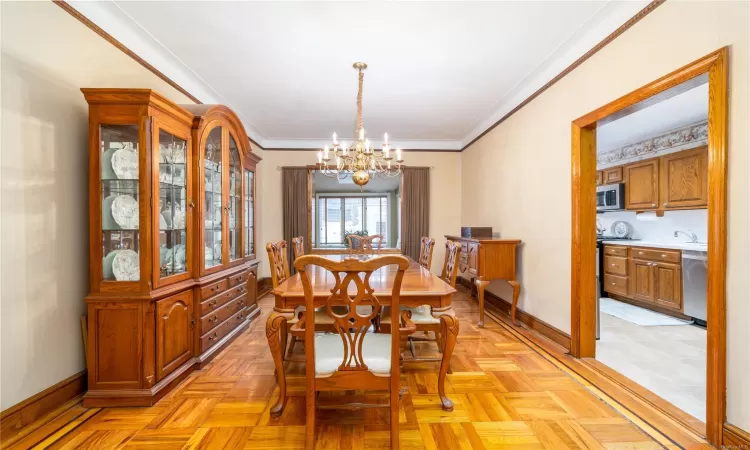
[157,129,189,279]
[101,124,140,281]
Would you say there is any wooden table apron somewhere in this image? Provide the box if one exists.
[265,256,459,415]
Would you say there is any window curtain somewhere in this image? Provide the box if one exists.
[400,167,430,261]
[282,168,308,273]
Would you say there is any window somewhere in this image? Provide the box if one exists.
[316,195,389,247]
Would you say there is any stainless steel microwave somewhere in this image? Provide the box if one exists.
[596,183,625,211]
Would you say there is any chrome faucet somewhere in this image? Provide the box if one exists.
[674,230,699,243]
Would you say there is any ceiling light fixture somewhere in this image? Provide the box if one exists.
[317,62,404,188]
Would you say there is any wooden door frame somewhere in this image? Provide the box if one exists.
[570,48,728,446]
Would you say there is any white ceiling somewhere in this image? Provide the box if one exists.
[596,82,708,153]
[71,1,650,150]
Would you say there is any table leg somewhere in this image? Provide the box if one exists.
[508,280,521,325]
[434,308,459,412]
[266,310,292,417]
[475,279,490,327]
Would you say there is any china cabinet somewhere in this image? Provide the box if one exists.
[82,89,261,407]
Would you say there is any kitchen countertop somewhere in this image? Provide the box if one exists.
[601,240,708,252]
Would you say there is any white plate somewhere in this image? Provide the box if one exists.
[101,148,117,180]
[611,220,631,238]
[102,195,119,230]
[172,210,186,229]
[159,213,168,230]
[112,195,139,229]
[112,149,138,179]
[103,249,120,279]
[113,249,139,281]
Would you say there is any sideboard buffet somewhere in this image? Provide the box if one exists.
[82,89,261,407]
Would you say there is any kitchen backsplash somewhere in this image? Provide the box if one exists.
[597,209,707,244]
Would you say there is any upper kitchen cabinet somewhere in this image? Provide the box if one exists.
[659,146,708,210]
[181,105,261,276]
[82,89,195,293]
[624,158,659,211]
[601,166,623,184]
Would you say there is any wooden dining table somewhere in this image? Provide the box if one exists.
[265,254,459,415]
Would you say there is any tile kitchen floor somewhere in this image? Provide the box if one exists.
[596,307,707,422]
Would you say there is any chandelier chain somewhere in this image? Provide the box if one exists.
[356,68,364,133]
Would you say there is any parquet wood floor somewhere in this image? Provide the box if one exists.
[9,289,674,450]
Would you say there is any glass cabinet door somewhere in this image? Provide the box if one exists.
[204,127,223,269]
[228,135,242,262]
[244,169,254,257]
[157,128,189,280]
[101,124,141,282]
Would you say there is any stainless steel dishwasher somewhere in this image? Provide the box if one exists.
[682,249,708,324]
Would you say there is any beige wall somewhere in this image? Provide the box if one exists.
[254,149,462,278]
[0,2,194,410]
[460,0,749,430]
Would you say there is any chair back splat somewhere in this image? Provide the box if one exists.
[291,236,305,260]
[418,237,436,270]
[294,254,410,449]
[266,240,290,288]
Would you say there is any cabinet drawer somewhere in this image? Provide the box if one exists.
[604,256,628,276]
[200,283,247,317]
[604,274,628,296]
[200,308,246,353]
[228,270,249,288]
[603,245,628,257]
[200,296,243,334]
[631,247,681,263]
[201,278,229,298]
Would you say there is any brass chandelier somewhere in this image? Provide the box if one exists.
[317,62,404,187]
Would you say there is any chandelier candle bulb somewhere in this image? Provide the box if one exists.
[384,133,389,145]
[323,145,330,161]
[332,132,337,145]
[396,148,402,162]
[317,151,322,164]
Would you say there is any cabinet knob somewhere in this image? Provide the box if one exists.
[610,263,616,267]
[661,254,667,258]
[663,202,668,207]
[210,316,218,323]
[190,318,196,329]
[188,200,195,208]
[639,252,644,255]
[652,203,656,207]
[611,282,616,286]
[208,332,218,341]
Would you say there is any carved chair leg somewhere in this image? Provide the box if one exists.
[266,313,289,417]
[437,314,459,411]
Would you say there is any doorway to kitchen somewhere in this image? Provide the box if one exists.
[570,49,727,447]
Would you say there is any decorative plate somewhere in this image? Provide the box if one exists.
[112,195,139,229]
[112,249,139,281]
[103,250,120,279]
[172,210,186,229]
[159,213,168,230]
[102,195,119,230]
[611,220,631,238]
[101,148,118,180]
[112,148,138,180]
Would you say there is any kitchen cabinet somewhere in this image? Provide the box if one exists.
[624,158,659,210]
[654,262,682,310]
[630,258,656,303]
[596,171,603,186]
[602,167,623,184]
[660,146,708,210]
[603,244,684,313]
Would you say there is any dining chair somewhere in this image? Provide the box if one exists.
[266,240,335,359]
[381,240,461,363]
[294,254,413,450]
[347,234,383,255]
[418,237,435,270]
[292,236,305,260]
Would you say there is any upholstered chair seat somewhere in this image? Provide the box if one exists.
[314,333,392,377]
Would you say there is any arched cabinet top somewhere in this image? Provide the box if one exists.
[180,104,257,161]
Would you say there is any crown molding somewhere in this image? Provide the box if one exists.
[260,138,462,152]
[597,120,708,169]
